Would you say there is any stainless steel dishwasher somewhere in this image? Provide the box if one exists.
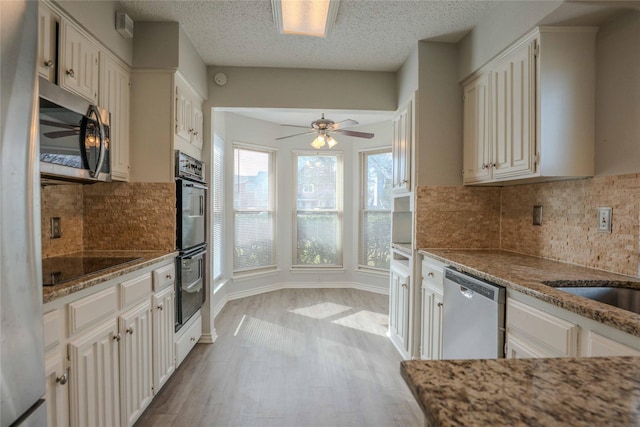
[442,267,506,359]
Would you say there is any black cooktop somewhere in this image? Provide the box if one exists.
[42,256,142,286]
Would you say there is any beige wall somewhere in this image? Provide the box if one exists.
[595,10,640,176]
[207,66,396,111]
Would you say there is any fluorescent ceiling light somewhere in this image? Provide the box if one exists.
[272,0,340,38]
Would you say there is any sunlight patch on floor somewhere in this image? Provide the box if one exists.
[288,301,353,320]
[331,310,388,336]
[234,315,303,356]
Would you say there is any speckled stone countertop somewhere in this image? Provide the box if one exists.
[42,250,177,304]
[401,357,640,427]
[392,242,412,255]
[418,249,640,337]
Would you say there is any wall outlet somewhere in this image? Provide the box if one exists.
[50,217,61,239]
[597,207,612,233]
[533,205,543,226]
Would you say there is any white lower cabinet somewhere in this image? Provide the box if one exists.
[389,259,411,359]
[152,286,176,392]
[45,351,69,427]
[68,319,121,427]
[119,300,154,427]
[44,258,186,427]
[420,283,443,360]
[175,311,202,367]
[584,331,640,357]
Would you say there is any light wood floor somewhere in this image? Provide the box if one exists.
[135,288,424,427]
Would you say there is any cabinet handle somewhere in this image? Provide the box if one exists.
[113,333,121,342]
[190,337,196,342]
[481,163,487,169]
[427,272,434,277]
[56,373,68,385]
[489,163,496,169]
[437,302,443,307]
[401,282,407,288]
[193,131,198,136]
[126,327,134,335]
[189,128,194,133]
[44,60,54,68]
[157,304,164,311]
[402,179,408,184]
[66,68,75,78]
[166,274,173,280]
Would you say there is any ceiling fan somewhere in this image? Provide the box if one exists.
[276,113,374,149]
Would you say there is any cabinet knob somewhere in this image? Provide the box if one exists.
[190,337,196,342]
[402,179,408,184]
[157,304,164,311]
[427,272,434,277]
[56,373,68,385]
[66,68,75,78]
[193,132,198,136]
[113,333,121,342]
[481,163,487,170]
[401,282,407,288]
[437,302,443,307]
[126,327,134,335]
[189,128,194,133]
[44,60,54,68]
[166,274,172,280]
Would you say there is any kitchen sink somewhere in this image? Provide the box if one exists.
[543,281,640,315]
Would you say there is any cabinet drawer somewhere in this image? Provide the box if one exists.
[421,258,444,289]
[44,309,61,350]
[120,272,152,309]
[586,331,640,357]
[153,263,175,292]
[68,287,117,335]
[175,312,201,367]
[507,299,578,357]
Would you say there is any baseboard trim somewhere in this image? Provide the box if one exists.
[217,281,388,319]
[199,331,218,344]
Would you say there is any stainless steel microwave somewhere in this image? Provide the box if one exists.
[38,77,111,184]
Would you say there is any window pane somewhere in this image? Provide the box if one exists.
[365,152,392,211]
[296,155,337,210]
[362,211,391,269]
[234,212,274,270]
[234,148,271,210]
[296,212,339,265]
[212,140,224,280]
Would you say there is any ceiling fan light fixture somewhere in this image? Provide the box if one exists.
[272,0,340,38]
[310,134,326,149]
[326,135,338,148]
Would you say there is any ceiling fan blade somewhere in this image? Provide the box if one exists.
[281,124,313,129]
[331,119,358,130]
[333,129,374,139]
[40,119,80,130]
[276,131,317,140]
[44,130,79,138]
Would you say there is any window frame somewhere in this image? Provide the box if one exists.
[358,147,392,273]
[212,134,225,283]
[232,142,277,275]
[291,150,344,269]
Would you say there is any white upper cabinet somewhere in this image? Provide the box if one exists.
[38,3,58,81]
[99,53,131,181]
[392,101,412,193]
[175,74,204,151]
[462,26,597,185]
[59,19,100,103]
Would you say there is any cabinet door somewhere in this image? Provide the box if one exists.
[585,331,640,357]
[432,289,443,360]
[99,54,130,181]
[68,320,120,427]
[119,301,153,427]
[38,4,58,81]
[191,106,203,150]
[462,73,491,183]
[175,82,192,142]
[45,351,69,427]
[506,333,552,359]
[152,287,176,393]
[389,262,411,355]
[491,39,536,180]
[392,102,411,193]
[420,283,443,360]
[59,20,99,103]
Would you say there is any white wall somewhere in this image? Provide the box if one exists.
[595,11,640,175]
[56,0,133,65]
[212,113,391,305]
[179,26,208,99]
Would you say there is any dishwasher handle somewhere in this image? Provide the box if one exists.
[444,267,505,303]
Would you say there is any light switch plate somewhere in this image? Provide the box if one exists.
[597,207,612,233]
[533,205,543,226]
[50,217,61,239]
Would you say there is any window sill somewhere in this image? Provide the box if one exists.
[356,267,390,277]
[289,266,345,273]
[232,268,280,282]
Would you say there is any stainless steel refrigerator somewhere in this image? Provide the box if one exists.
[1,1,47,425]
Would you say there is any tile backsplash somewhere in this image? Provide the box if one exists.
[40,182,176,257]
[415,173,640,277]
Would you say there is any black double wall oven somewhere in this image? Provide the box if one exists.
[175,151,207,332]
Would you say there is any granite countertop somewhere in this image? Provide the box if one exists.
[418,249,640,337]
[392,242,413,255]
[401,357,640,427]
[42,250,177,304]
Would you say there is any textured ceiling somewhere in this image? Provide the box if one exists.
[117,0,498,72]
